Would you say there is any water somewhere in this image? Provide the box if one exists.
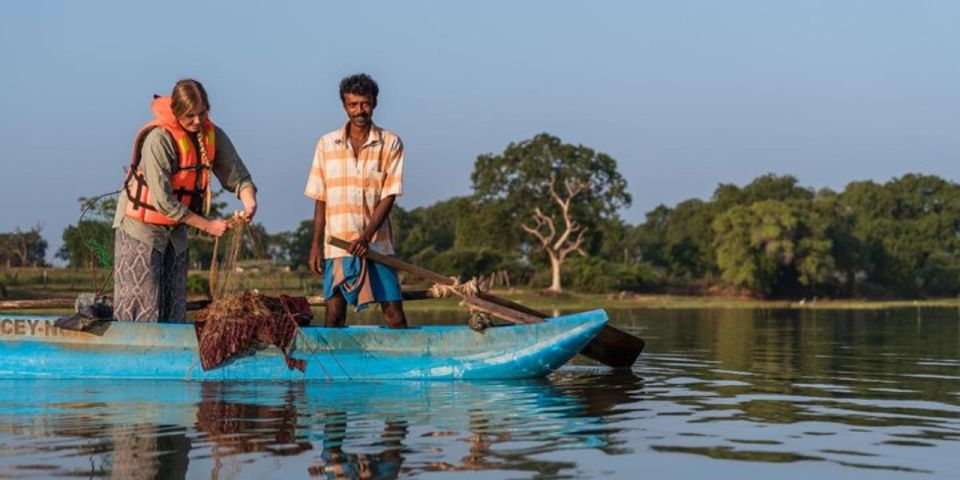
[0,308,957,479]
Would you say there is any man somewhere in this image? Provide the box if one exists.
[305,73,407,328]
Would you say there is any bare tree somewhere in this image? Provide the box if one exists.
[0,225,47,267]
[522,175,589,292]
[11,227,31,266]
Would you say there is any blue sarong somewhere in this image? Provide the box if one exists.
[323,256,402,312]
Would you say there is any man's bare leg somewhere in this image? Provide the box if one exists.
[381,301,407,328]
[325,291,347,327]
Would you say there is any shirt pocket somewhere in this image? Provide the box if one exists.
[365,168,386,205]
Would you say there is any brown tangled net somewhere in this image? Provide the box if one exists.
[193,215,313,372]
[194,291,312,372]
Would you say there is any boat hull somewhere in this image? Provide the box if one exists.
[0,310,608,380]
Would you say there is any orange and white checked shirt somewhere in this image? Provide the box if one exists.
[304,123,404,258]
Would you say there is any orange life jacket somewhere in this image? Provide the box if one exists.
[123,96,216,225]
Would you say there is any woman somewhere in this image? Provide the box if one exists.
[112,79,257,322]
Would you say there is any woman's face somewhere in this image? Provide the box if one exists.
[177,104,209,133]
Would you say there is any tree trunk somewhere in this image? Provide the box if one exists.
[548,254,562,292]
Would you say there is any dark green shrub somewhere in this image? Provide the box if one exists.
[528,257,661,293]
[186,274,211,297]
[427,248,504,279]
[917,251,960,297]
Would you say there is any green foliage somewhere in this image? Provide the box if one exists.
[917,251,960,296]
[423,248,506,280]
[465,133,633,291]
[408,246,439,270]
[186,274,211,297]
[637,200,718,280]
[56,221,112,269]
[59,164,960,298]
[0,226,48,267]
[632,172,960,298]
[78,194,118,223]
[190,221,271,270]
[712,174,814,209]
[636,174,831,293]
[188,237,213,269]
[267,220,313,269]
[453,200,523,253]
[530,256,659,293]
[591,218,638,264]
[576,257,660,293]
[837,174,960,296]
[264,171,960,297]
[392,198,468,258]
[712,199,836,297]
[713,202,790,295]
[470,133,631,255]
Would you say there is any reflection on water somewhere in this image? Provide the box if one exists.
[0,376,637,479]
[0,307,958,479]
[617,307,960,478]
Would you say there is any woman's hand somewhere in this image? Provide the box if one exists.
[182,212,229,238]
[205,219,230,237]
[239,187,257,222]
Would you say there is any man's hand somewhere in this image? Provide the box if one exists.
[309,243,324,276]
[349,237,370,257]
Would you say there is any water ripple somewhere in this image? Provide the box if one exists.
[1,308,959,478]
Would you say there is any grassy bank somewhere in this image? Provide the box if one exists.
[3,267,960,313]
[400,290,960,311]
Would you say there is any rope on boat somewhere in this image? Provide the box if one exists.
[428,276,488,299]
[428,277,494,331]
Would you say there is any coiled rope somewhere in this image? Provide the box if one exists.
[428,276,488,300]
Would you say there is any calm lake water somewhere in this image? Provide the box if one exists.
[0,308,958,479]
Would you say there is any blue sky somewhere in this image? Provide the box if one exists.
[2,1,959,262]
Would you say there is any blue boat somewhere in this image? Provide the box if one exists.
[0,310,608,380]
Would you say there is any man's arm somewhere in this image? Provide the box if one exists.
[305,139,328,275]
[350,195,396,257]
[309,200,326,275]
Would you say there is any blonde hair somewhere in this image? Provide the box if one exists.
[170,79,210,118]
[171,79,213,214]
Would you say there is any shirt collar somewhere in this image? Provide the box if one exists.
[340,122,383,150]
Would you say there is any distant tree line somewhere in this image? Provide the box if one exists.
[20,133,960,298]
[0,226,48,267]
[638,173,960,298]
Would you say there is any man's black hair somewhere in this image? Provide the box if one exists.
[339,73,379,104]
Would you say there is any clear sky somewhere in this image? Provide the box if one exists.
[2,1,959,263]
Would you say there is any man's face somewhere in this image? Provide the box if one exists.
[342,93,375,128]
[177,105,208,134]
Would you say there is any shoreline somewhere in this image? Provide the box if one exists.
[404,291,960,311]
[4,270,960,314]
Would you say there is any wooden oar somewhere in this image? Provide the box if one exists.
[328,236,645,368]
[0,299,79,310]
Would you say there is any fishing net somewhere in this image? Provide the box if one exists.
[195,384,310,457]
[208,213,281,299]
[194,213,312,371]
[194,291,310,371]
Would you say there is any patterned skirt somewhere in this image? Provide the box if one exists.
[112,229,187,322]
